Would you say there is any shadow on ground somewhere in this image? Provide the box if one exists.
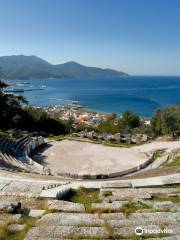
[30,142,53,165]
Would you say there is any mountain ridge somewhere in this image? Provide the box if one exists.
[0,55,128,80]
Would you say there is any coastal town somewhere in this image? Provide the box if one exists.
[43,104,112,126]
[41,104,152,144]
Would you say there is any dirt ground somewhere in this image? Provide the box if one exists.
[32,140,179,176]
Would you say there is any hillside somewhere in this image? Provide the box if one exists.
[0,55,128,80]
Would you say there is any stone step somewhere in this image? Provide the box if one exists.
[102,187,178,195]
[164,225,180,235]
[107,189,151,201]
[107,218,178,228]
[100,213,125,220]
[48,200,85,212]
[91,201,128,211]
[138,187,179,195]
[132,178,164,187]
[28,209,46,218]
[174,212,180,221]
[37,213,104,226]
[40,185,71,199]
[129,212,180,221]
[100,187,179,201]
[101,181,132,188]
[112,225,172,238]
[0,182,43,198]
[140,200,180,211]
[24,239,110,240]
[162,174,180,185]
[147,236,180,240]
[24,226,109,239]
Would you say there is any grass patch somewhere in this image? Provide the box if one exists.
[61,187,100,213]
[0,217,37,240]
[102,220,114,239]
[48,135,66,141]
[102,190,113,197]
[101,141,134,148]
[89,199,153,214]
[0,225,7,240]
[119,201,152,217]
[163,156,180,167]
[0,130,15,141]
[49,135,138,148]
[153,149,165,159]
[153,193,180,203]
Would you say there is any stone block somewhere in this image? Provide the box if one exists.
[147,237,180,240]
[163,175,180,185]
[132,178,164,187]
[101,181,132,188]
[37,213,104,226]
[107,218,177,228]
[129,212,178,222]
[40,185,71,199]
[25,226,109,239]
[140,200,180,211]
[107,189,152,201]
[174,212,180,221]
[8,224,26,232]
[164,225,180,235]
[91,201,128,211]
[48,200,85,212]
[100,213,125,220]
[28,209,46,218]
[112,225,163,238]
[138,187,178,195]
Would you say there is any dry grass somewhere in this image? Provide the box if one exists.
[0,217,37,240]
[62,187,100,213]
[164,156,180,167]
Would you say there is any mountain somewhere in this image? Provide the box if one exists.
[0,55,128,80]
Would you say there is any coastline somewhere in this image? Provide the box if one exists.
[4,76,180,117]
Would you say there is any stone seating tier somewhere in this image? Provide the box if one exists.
[13,136,32,151]
[0,138,10,149]
[0,136,47,175]
[0,150,31,173]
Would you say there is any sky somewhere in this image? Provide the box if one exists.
[0,0,180,75]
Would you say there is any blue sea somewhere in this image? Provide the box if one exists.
[6,76,180,117]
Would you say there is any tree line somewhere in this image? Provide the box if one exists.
[0,80,67,134]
